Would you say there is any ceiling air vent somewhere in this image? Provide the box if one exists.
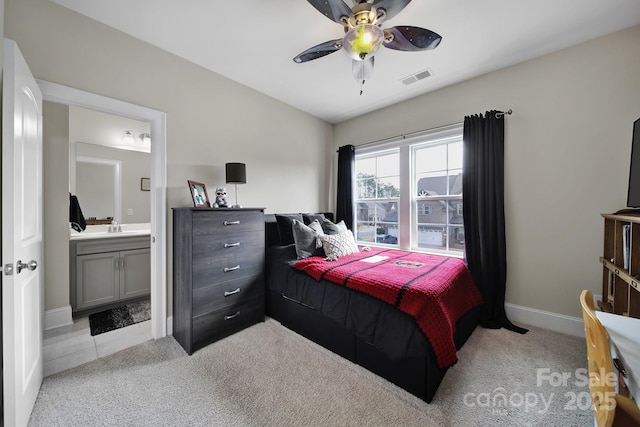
[401,68,433,86]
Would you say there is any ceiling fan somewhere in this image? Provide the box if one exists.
[293,0,442,94]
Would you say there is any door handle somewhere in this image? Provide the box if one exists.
[16,260,38,274]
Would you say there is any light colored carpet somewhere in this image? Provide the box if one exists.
[28,318,594,426]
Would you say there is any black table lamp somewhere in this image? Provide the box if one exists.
[225,162,246,208]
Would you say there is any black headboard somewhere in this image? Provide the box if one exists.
[265,212,334,247]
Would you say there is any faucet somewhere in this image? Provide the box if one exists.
[108,220,121,233]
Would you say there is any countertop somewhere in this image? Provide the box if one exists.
[69,223,151,241]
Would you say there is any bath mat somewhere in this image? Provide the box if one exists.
[88,300,150,336]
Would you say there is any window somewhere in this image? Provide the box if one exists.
[413,140,464,254]
[354,124,463,256]
[418,205,432,215]
[355,150,400,245]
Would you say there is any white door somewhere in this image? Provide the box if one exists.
[2,38,44,427]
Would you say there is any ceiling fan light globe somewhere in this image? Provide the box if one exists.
[343,24,384,61]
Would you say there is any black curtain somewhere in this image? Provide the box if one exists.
[463,111,528,334]
[336,145,355,230]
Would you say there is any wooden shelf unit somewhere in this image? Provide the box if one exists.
[599,213,640,318]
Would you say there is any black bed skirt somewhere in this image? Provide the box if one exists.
[267,288,481,403]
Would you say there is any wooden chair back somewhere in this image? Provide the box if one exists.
[580,289,616,427]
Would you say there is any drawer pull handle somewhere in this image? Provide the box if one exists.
[224,242,241,248]
[224,265,240,273]
[224,288,241,297]
[225,311,240,320]
[224,220,240,226]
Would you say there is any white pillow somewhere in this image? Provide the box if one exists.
[318,231,359,260]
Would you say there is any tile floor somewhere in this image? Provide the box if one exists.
[43,316,152,377]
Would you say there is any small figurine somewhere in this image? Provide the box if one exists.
[212,186,229,208]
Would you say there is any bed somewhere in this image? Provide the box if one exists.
[264,213,483,402]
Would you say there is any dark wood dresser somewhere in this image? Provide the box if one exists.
[172,207,265,354]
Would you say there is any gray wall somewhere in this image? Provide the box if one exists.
[5,0,333,315]
[335,25,640,319]
[43,102,70,311]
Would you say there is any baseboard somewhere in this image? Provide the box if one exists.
[505,303,585,338]
[44,305,73,330]
[166,315,173,336]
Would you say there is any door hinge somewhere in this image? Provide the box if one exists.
[3,263,14,276]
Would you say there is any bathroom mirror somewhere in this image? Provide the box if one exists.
[70,106,151,224]
[75,155,120,222]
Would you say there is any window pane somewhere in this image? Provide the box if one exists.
[416,198,463,253]
[447,225,465,253]
[416,171,448,196]
[355,201,398,246]
[356,151,400,199]
[448,141,463,170]
[449,169,463,195]
[376,152,399,177]
[377,176,400,198]
[356,174,377,199]
[355,157,376,176]
[415,145,446,174]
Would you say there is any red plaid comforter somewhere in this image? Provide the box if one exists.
[293,247,483,368]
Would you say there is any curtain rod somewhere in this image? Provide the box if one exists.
[495,109,513,118]
[345,121,462,151]
[337,109,512,152]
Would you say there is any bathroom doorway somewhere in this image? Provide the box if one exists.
[68,108,152,341]
[39,80,167,341]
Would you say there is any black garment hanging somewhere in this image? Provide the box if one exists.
[69,193,87,232]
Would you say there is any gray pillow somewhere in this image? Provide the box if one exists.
[292,219,325,259]
[320,218,348,235]
[275,213,303,245]
[303,213,325,225]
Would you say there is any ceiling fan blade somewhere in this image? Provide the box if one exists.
[306,0,352,24]
[293,39,343,63]
[383,26,442,51]
[352,57,374,83]
[371,0,412,21]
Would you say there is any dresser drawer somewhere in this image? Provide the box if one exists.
[192,275,264,317]
[192,210,263,236]
[191,297,264,346]
[192,230,263,264]
[192,251,264,290]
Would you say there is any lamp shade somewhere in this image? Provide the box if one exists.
[225,163,246,184]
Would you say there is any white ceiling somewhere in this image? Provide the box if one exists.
[50,0,640,124]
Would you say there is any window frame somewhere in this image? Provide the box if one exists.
[354,123,464,257]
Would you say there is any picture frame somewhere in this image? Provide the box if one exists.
[140,177,151,191]
[187,180,211,208]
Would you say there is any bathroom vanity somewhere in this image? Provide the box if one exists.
[70,224,151,314]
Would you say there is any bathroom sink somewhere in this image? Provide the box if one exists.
[69,223,151,240]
